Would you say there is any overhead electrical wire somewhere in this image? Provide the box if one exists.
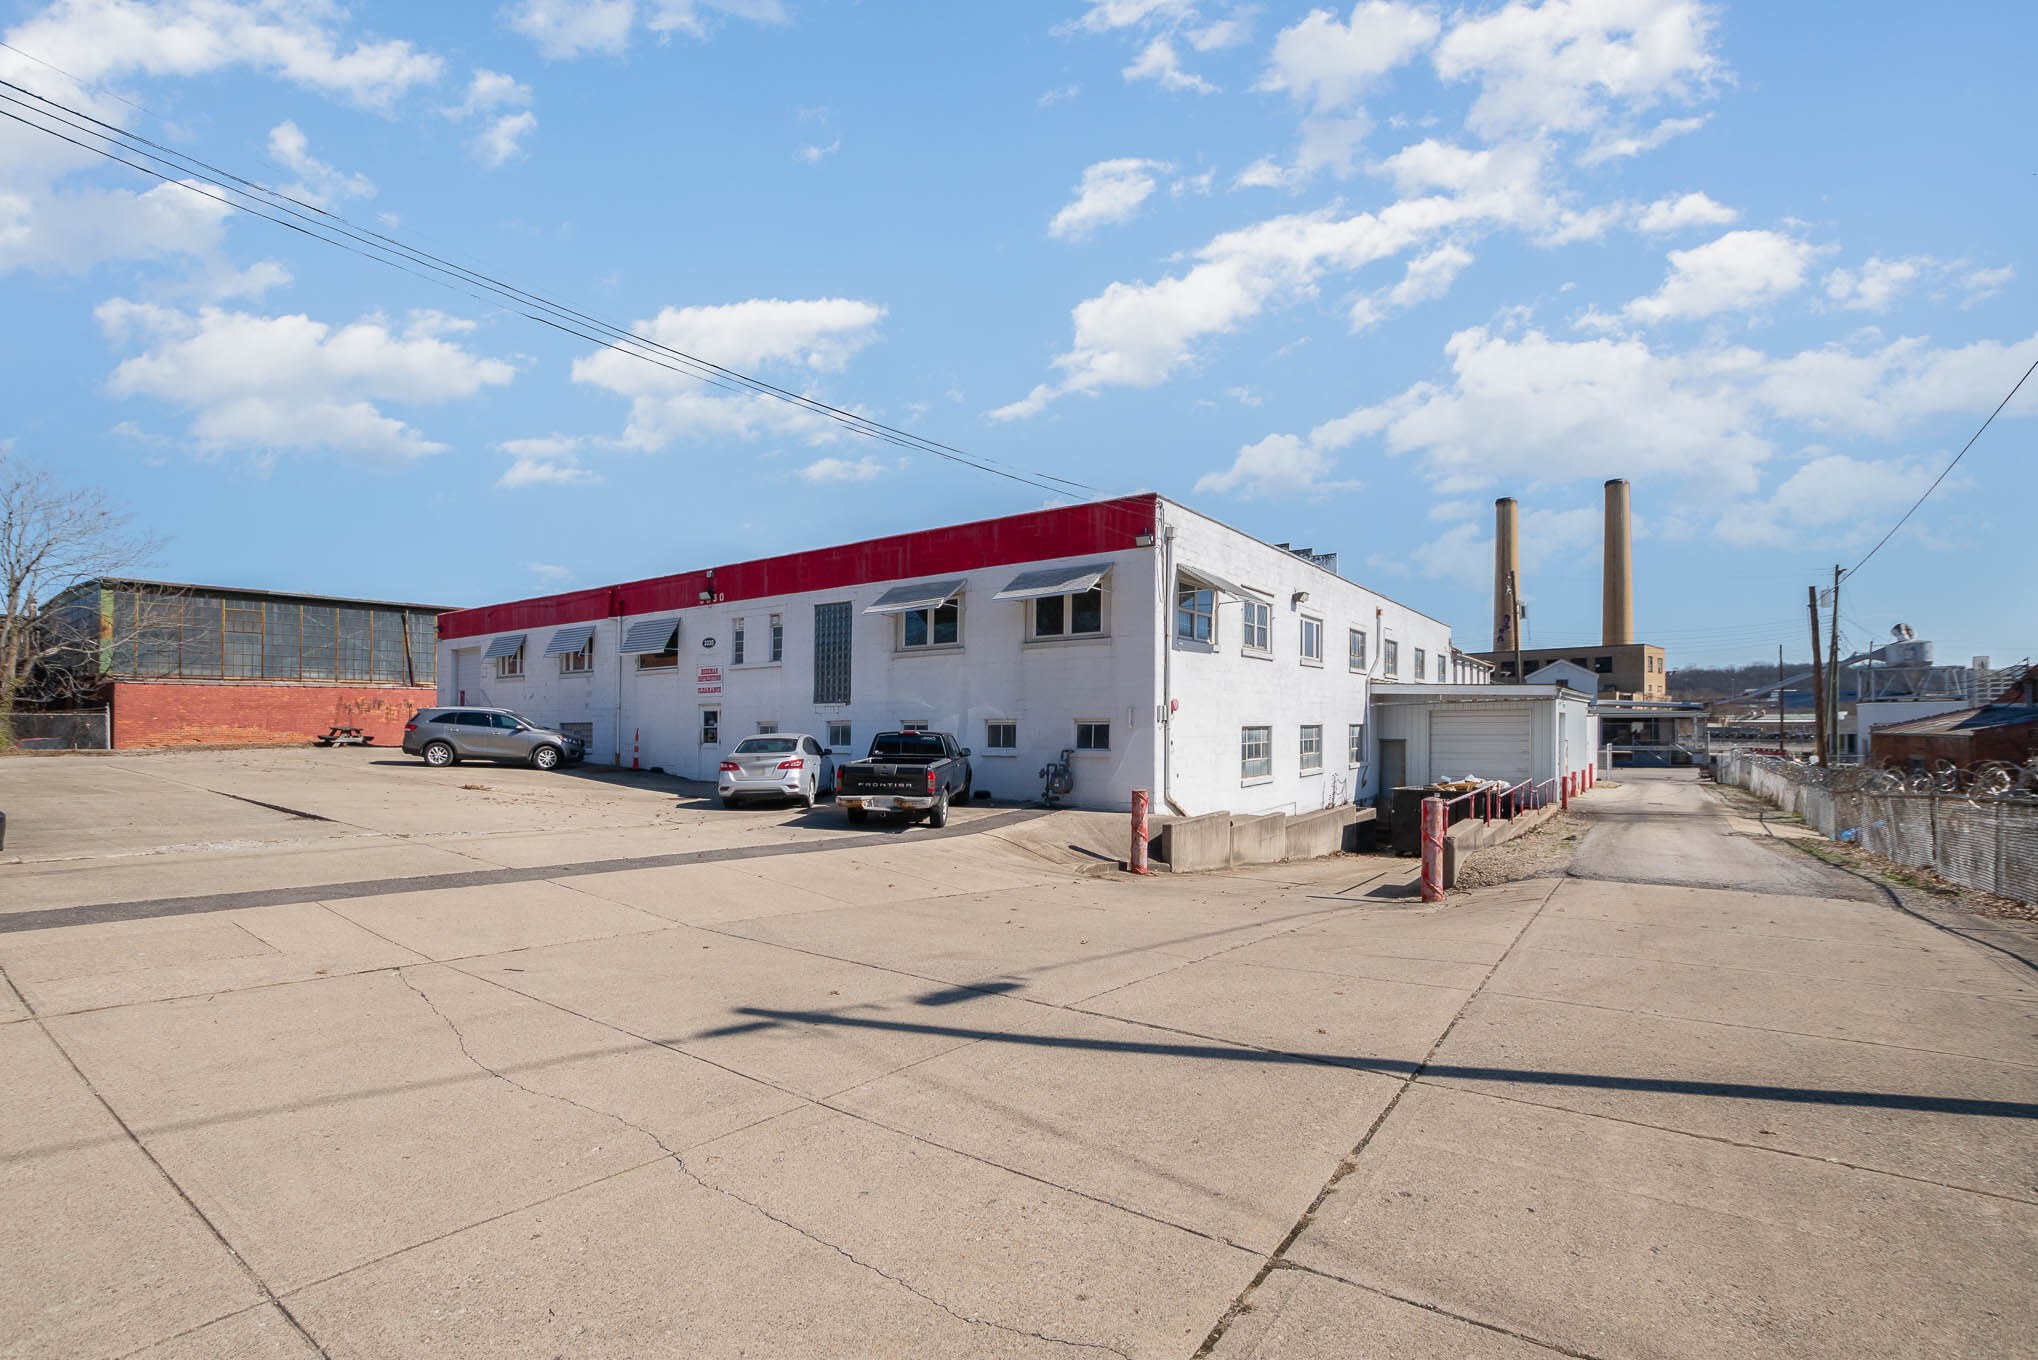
[1841,354,2037,584]
[0,75,1102,502]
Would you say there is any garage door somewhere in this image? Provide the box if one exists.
[1429,705,1532,783]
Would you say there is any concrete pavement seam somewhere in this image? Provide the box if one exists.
[0,961,334,1360]
[1268,1259,1604,1358]
[1504,939,2035,1002]
[392,965,1136,1359]
[1191,875,1571,1360]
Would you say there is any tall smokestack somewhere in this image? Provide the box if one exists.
[1603,478,1633,646]
[1493,497,1519,652]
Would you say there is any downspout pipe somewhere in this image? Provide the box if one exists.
[1160,517,1186,817]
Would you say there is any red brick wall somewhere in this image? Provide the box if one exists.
[109,682,436,749]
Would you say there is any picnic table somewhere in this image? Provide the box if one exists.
[312,726,374,747]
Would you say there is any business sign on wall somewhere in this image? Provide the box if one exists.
[697,666,723,696]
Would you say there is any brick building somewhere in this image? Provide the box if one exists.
[44,578,449,748]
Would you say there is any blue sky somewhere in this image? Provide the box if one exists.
[2,0,2031,668]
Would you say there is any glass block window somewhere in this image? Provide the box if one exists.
[813,601,852,704]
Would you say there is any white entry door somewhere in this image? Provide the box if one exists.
[1429,705,1533,784]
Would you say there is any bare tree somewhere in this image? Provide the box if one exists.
[0,452,160,738]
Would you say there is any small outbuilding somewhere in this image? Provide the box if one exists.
[1369,684,1595,791]
[1524,658,1598,692]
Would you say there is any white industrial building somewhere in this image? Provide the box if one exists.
[434,494,1490,814]
[1371,685,1596,790]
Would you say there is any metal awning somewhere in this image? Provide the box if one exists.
[1178,567,1268,601]
[863,579,965,615]
[993,562,1112,602]
[482,634,527,660]
[544,624,596,656]
[619,617,680,654]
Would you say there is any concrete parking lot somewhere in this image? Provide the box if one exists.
[1,752,2033,1358]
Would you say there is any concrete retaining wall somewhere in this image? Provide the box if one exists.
[1154,804,1375,872]
[1441,801,1560,887]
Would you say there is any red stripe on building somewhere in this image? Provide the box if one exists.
[439,495,1160,640]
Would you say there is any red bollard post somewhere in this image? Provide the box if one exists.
[1562,772,1570,810]
[1129,788,1150,876]
[1420,796,1445,902]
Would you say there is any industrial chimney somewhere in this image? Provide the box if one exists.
[1602,478,1633,647]
[1493,497,1520,652]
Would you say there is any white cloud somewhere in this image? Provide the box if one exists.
[1714,454,1940,548]
[1232,157,1305,192]
[1625,229,1820,323]
[505,0,784,57]
[795,138,840,165]
[1062,0,1198,35]
[1959,265,2014,309]
[499,436,599,488]
[474,111,538,166]
[97,301,514,460]
[1754,330,2038,439]
[1172,168,1215,196]
[1195,432,1359,499]
[573,297,886,449]
[1577,113,1708,166]
[1259,3,1439,112]
[1822,255,1929,313]
[1433,0,1723,143]
[3,0,442,111]
[1349,241,1473,330]
[1188,11,1253,50]
[0,178,230,273]
[449,68,531,118]
[267,121,374,204]
[443,69,537,166]
[1124,34,1216,92]
[797,455,887,483]
[1038,84,1080,106]
[1048,158,1170,240]
[529,562,574,582]
[1636,190,1737,234]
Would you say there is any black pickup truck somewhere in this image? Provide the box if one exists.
[835,731,973,827]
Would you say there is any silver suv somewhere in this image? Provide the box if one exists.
[403,708,585,771]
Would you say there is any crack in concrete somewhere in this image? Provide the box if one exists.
[0,961,333,1360]
[1268,1259,1606,1358]
[393,967,1132,1359]
[1190,876,1569,1359]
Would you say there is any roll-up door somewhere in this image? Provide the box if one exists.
[1429,704,1533,783]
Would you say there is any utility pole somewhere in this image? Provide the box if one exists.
[1832,565,1846,746]
[1778,645,1787,756]
[1807,586,1826,765]
[1508,569,1524,686]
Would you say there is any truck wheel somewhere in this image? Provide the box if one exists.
[530,744,562,771]
[927,791,950,829]
[423,741,456,767]
[846,807,868,824]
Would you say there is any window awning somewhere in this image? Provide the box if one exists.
[863,579,965,615]
[993,561,1112,601]
[1178,567,1268,601]
[619,617,680,654]
[544,624,596,656]
[482,634,527,660]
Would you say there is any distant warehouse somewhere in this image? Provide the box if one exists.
[44,578,449,748]
[435,494,1482,815]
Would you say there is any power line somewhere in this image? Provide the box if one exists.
[1841,355,2037,584]
[0,74,1101,502]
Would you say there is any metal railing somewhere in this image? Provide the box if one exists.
[1716,753,2038,905]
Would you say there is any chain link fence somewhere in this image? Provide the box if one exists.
[1717,752,2038,904]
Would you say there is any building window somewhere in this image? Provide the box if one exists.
[559,639,593,674]
[700,709,719,744]
[985,720,1017,751]
[1414,648,1426,680]
[1176,584,1214,643]
[1300,616,1323,665]
[1299,724,1323,773]
[1241,726,1272,781]
[495,644,524,679]
[1075,721,1109,752]
[901,719,930,731]
[813,602,851,704]
[1383,640,1399,676]
[638,634,679,669]
[899,600,960,650]
[1349,628,1367,670]
[732,618,746,665]
[769,614,784,663]
[1348,723,1364,766]
[1595,655,1613,674]
[755,722,779,735]
[1033,588,1105,639]
[1242,599,1271,654]
[826,721,852,749]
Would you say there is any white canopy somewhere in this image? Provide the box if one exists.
[863,579,965,615]
[993,562,1112,602]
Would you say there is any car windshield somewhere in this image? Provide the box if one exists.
[871,733,945,758]
[734,737,799,754]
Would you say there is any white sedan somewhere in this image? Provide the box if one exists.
[717,734,835,810]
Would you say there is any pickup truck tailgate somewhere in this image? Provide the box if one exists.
[841,763,934,796]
